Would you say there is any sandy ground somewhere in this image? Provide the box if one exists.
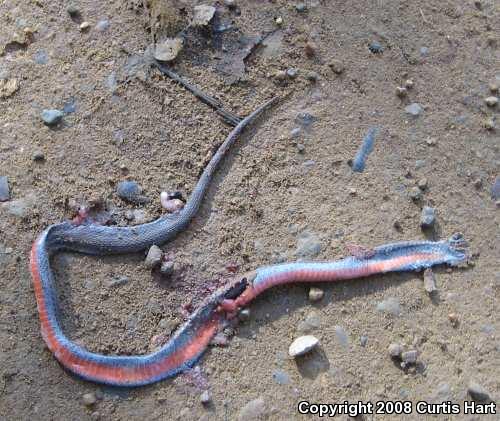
[0,1,499,420]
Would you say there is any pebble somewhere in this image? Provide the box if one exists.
[0,176,10,201]
[483,117,495,130]
[484,96,498,107]
[409,186,422,201]
[305,43,316,58]
[286,68,298,79]
[420,206,435,229]
[360,335,368,347]
[41,109,64,126]
[238,308,251,322]
[306,71,319,82]
[237,397,266,421]
[467,382,491,401]
[417,178,428,190]
[275,16,283,26]
[116,181,148,204]
[489,82,499,93]
[160,260,174,276]
[334,326,349,348]
[290,127,301,138]
[63,98,77,114]
[491,177,500,200]
[295,3,307,12]
[296,231,322,258]
[448,313,459,327]
[272,369,290,385]
[404,79,414,89]
[200,390,211,405]
[224,0,236,8]
[368,41,384,53]
[82,392,97,406]
[96,19,110,32]
[405,103,423,116]
[145,245,163,269]
[274,70,287,81]
[396,86,407,97]
[423,268,437,294]
[289,335,319,357]
[79,21,91,31]
[33,150,45,161]
[329,59,345,74]
[295,112,317,127]
[160,193,184,213]
[296,143,305,153]
[192,5,216,26]
[67,5,80,17]
[33,50,48,65]
[376,297,401,316]
[154,38,183,62]
[108,276,129,288]
[401,350,418,365]
[388,343,403,358]
[308,287,324,302]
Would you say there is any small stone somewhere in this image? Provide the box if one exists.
[484,96,498,107]
[274,70,287,81]
[0,78,19,98]
[388,343,403,358]
[154,38,183,62]
[329,59,344,74]
[448,313,459,327]
[297,311,321,333]
[296,231,322,258]
[376,297,401,316]
[306,71,319,82]
[401,350,418,364]
[360,335,368,347]
[423,268,437,294]
[275,16,283,26]
[420,206,435,229]
[417,178,428,189]
[96,19,109,32]
[288,335,319,357]
[409,186,422,201]
[145,245,163,269]
[200,390,211,405]
[192,5,216,26]
[67,5,80,17]
[295,3,307,12]
[489,82,499,93]
[238,308,250,322]
[405,103,423,116]
[79,21,91,31]
[426,137,437,146]
[286,68,298,79]
[308,287,324,302]
[483,117,495,130]
[160,260,174,276]
[290,127,301,138]
[474,0,483,10]
[396,86,407,97]
[404,79,414,89]
[334,326,349,348]
[108,276,129,288]
[368,41,384,53]
[0,176,10,202]
[304,43,316,58]
[117,181,148,204]
[272,369,290,385]
[41,109,63,126]
[473,178,482,189]
[82,392,97,407]
[491,177,500,200]
[238,397,266,421]
[467,382,491,401]
[32,150,45,161]
[224,0,236,8]
[296,143,305,153]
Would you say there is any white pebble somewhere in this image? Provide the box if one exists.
[288,335,319,357]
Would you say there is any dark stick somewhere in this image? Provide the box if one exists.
[153,60,242,127]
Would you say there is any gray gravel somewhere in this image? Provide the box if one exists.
[0,176,10,201]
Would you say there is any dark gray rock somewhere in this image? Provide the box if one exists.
[145,245,163,269]
[369,41,384,53]
[467,382,491,401]
[116,181,148,204]
[0,176,10,201]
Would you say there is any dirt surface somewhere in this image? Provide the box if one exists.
[1,0,499,420]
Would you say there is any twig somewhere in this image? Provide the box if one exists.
[420,8,429,24]
[153,60,242,127]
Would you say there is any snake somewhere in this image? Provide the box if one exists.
[30,96,468,387]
